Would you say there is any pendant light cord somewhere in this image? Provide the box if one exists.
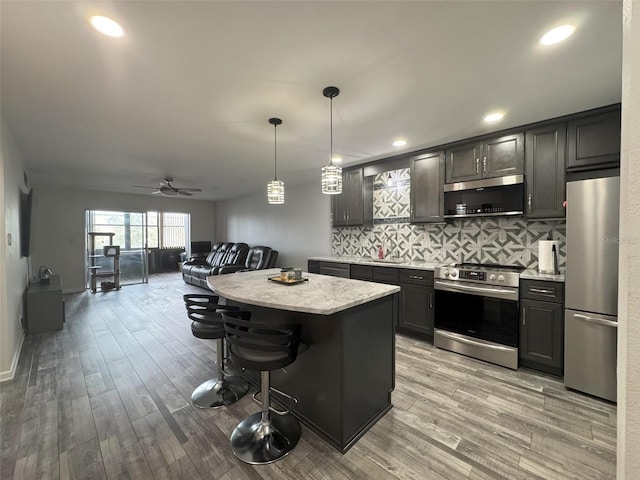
[330,96,333,166]
[274,123,278,180]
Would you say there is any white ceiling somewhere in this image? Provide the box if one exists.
[0,1,622,201]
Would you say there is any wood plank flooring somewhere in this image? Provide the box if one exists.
[0,273,616,479]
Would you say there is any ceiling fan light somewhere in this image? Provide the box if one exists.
[267,179,285,204]
[321,164,342,194]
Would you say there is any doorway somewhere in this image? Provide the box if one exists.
[86,210,149,288]
[85,210,191,289]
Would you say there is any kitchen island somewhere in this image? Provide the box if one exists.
[207,268,400,453]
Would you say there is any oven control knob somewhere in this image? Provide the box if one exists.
[443,269,450,277]
[450,270,457,278]
[497,274,505,282]
[489,274,497,281]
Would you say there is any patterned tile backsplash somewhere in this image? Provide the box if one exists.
[331,168,566,269]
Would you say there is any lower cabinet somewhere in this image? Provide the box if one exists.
[307,260,320,273]
[397,269,434,341]
[398,283,434,340]
[317,261,351,278]
[519,280,564,376]
[311,260,435,341]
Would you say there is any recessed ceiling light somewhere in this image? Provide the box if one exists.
[484,112,504,123]
[332,156,342,163]
[392,139,407,147]
[540,25,575,46]
[90,15,124,38]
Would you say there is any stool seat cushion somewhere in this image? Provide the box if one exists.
[191,321,224,339]
[230,343,290,365]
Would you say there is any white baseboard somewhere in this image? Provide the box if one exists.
[0,331,25,383]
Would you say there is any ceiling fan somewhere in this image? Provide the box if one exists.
[133,177,202,197]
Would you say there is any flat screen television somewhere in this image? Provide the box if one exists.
[190,241,212,255]
[19,189,33,257]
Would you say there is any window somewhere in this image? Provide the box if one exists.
[146,211,190,249]
[88,210,189,251]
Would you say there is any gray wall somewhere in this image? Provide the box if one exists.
[0,118,29,380]
[30,185,216,293]
[215,180,332,268]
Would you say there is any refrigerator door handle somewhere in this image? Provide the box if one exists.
[572,313,618,329]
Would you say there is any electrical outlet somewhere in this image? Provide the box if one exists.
[7,233,11,246]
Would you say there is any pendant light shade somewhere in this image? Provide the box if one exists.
[321,86,342,195]
[267,117,284,205]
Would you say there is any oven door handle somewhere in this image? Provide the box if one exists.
[434,279,518,301]
[435,330,515,352]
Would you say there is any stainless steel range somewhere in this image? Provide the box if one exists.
[433,263,523,369]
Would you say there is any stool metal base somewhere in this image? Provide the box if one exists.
[191,375,249,409]
[230,412,301,464]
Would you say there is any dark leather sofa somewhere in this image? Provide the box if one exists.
[218,246,278,274]
[182,243,277,288]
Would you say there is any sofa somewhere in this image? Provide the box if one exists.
[182,243,277,288]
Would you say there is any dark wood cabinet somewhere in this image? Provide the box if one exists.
[445,142,483,183]
[331,167,373,226]
[525,123,566,219]
[307,260,320,274]
[373,267,399,285]
[410,150,445,223]
[26,275,65,333]
[331,188,346,226]
[350,264,373,281]
[567,106,621,172]
[397,269,434,340]
[318,261,350,278]
[519,280,564,376]
[445,133,524,184]
[398,284,434,340]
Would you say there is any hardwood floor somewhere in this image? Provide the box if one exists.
[1,273,616,479]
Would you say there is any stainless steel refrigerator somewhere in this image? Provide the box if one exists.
[564,175,619,402]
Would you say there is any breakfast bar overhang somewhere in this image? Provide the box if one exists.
[207,268,400,453]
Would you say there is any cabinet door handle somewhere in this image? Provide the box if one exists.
[483,156,487,174]
[475,158,479,174]
[530,287,553,295]
[522,307,526,326]
[429,292,433,309]
[408,275,423,280]
[528,193,532,211]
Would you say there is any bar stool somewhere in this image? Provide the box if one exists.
[183,294,249,408]
[221,310,303,464]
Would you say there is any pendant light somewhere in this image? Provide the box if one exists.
[267,117,285,204]
[321,86,342,195]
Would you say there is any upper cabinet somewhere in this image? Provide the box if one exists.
[331,167,373,227]
[445,133,524,184]
[567,106,621,172]
[525,123,566,219]
[410,150,444,223]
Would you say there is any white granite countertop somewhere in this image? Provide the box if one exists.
[308,256,438,271]
[310,256,565,283]
[520,269,565,282]
[207,268,400,315]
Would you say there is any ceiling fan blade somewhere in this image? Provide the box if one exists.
[176,187,202,192]
[151,190,162,195]
[178,190,193,196]
[132,185,161,189]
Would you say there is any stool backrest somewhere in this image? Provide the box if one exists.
[183,294,238,326]
[221,311,301,371]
